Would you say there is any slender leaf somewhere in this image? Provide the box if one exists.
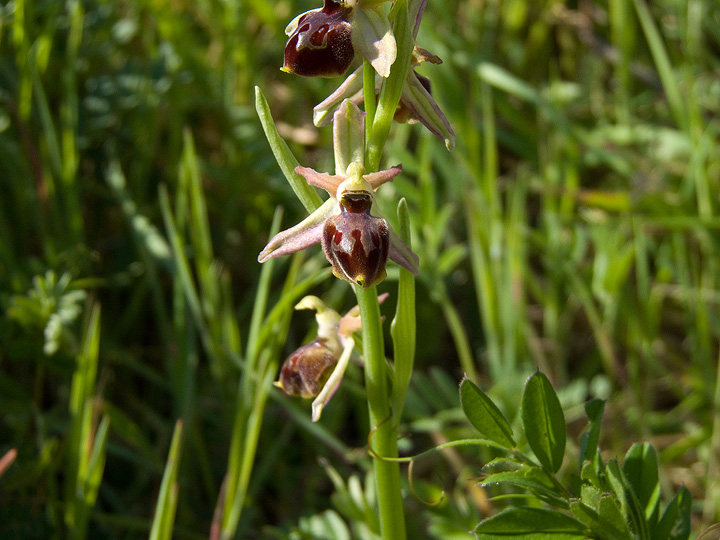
[623,443,660,530]
[481,467,568,508]
[521,372,566,472]
[652,486,692,540]
[149,420,184,540]
[391,198,416,423]
[65,303,102,540]
[255,86,323,213]
[475,507,588,539]
[84,415,110,507]
[460,377,515,449]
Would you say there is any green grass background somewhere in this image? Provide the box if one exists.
[1,0,720,538]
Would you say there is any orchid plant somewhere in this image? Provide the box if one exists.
[255,1,453,538]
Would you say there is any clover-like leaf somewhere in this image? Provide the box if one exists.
[521,372,566,473]
[460,376,515,449]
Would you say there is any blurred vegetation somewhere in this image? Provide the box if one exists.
[1,0,719,538]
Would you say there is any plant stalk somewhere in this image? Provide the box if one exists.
[355,285,406,540]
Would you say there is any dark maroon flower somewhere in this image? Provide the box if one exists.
[275,339,338,398]
[322,190,390,288]
[258,101,419,288]
[283,0,355,77]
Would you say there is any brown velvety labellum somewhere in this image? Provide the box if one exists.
[322,199,390,288]
[277,339,338,398]
[283,1,354,77]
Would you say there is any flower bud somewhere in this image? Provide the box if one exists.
[275,339,338,398]
[283,0,355,77]
[322,190,390,288]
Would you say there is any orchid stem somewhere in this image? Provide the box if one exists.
[363,59,377,151]
[357,4,413,536]
[355,284,406,540]
[366,0,412,172]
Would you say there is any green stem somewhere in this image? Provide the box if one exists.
[366,0,413,171]
[363,60,377,150]
[355,285,406,540]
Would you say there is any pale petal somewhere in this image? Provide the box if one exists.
[402,71,456,150]
[257,198,338,262]
[388,227,420,274]
[295,166,345,197]
[351,7,396,78]
[312,336,355,421]
[294,295,343,353]
[313,67,364,127]
[363,164,402,190]
[294,295,327,311]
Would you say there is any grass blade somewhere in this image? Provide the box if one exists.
[149,420,184,540]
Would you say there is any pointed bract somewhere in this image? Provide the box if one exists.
[402,70,456,150]
[333,100,366,174]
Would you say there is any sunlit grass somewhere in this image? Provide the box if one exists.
[1,0,719,537]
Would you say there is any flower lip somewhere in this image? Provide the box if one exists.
[274,293,388,421]
[322,196,390,288]
[275,338,339,398]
